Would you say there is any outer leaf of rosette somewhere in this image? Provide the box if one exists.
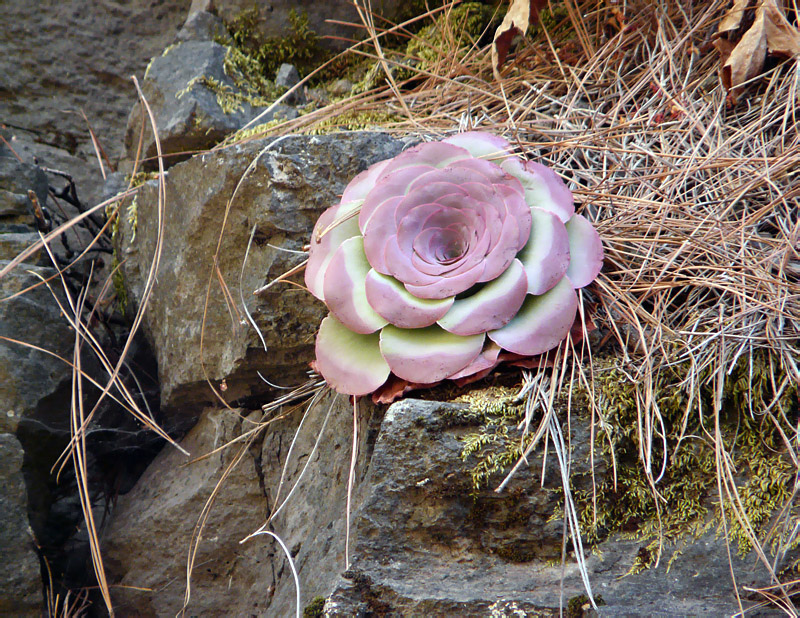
[488,277,578,356]
[565,213,604,288]
[379,324,484,384]
[437,259,528,336]
[364,270,453,328]
[442,132,513,163]
[323,236,388,334]
[500,158,575,223]
[315,315,390,396]
[305,200,362,300]
[516,207,570,295]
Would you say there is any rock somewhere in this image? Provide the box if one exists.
[0,233,47,264]
[325,399,774,616]
[103,392,377,615]
[275,64,306,105]
[176,10,230,43]
[0,157,49,231]
[212,1,402,52]
[329,78,353,97]
[0,433,43,615]
[102,395,773,616]
[123,41,282,170]
[116,132,407,414]
[0,0,187,161]
[1,133,107,209]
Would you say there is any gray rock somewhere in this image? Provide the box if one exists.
[212,1,403,52]
[275,64,306,105]
[0,433,43,615]
[102,395,774,616]
[116,132,407,414]
[0,233,48,264]
[275,64,301,90]
[124,41,279,170]
[329,78,353,97]
[0,157,49,230]
[0,0,187,161]
[103,392,377,615]
[325,400,774,616]
[176,10,230,43]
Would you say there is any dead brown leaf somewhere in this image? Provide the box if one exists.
[716,0,800,96]
[491,0,549,80]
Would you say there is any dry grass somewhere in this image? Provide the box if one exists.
[234,0,799,610]
[2,0,798,614]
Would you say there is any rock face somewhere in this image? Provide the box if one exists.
[117,132,407,414]
[211,0,402,51]
[123,41,297,170]
[0,434,43,615]
[0,0,187,159]
[102,396,773,616]
[103,392,378,616]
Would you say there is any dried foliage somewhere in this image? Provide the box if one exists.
[239,0,799,609]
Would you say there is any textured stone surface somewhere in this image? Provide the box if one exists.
[117,132,407,414]
[0,157,50,230]
[0,433,43,615]
[123,41,284,170]
[0,0,187,160]
[212,0,402,52]
[103,392,377,616]
[102,394,777,616]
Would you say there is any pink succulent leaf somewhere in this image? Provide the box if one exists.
[380,141,472,176]
[517,207,571,295]
[500,158,575,223]
[438,259,528,336]
[359,166,438,231]
[402,262,485,300]
[565,213,604,288]
[362,195,404,274]
[364,269,454,328]
[315,315,390,396]
[305,202,361,300]
[379,324,484,383]
[323,236,388,334]
[488,277,578,355]
[308,132,603,397]
[341,159,392,203]
[447,342,503,380]
[442,131,514,162]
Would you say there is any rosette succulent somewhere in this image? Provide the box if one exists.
[305,132,603,396]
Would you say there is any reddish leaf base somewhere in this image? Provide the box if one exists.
[370,311,597,404]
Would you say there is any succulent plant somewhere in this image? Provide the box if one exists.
[305,132,603,396]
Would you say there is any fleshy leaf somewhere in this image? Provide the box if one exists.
[443,132,513,162]
[380,324,484,383]
[364,269,454,328]
[500,158,574,222]
[438,259,528,336]
[488,277,578,356]
[565,213,603,288]
[305,203,361,300]
[323,237,388,334]
[341,159,392,203]
[315,315,390,396]
[447,342,503,380]
[517,207,570,295]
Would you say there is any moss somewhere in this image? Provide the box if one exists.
[353,2,500,94]
[223,8,328,79]
[449,385,532,494]
[450,350,797,574]
[570,350,798,570]
[302,596,325,618]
